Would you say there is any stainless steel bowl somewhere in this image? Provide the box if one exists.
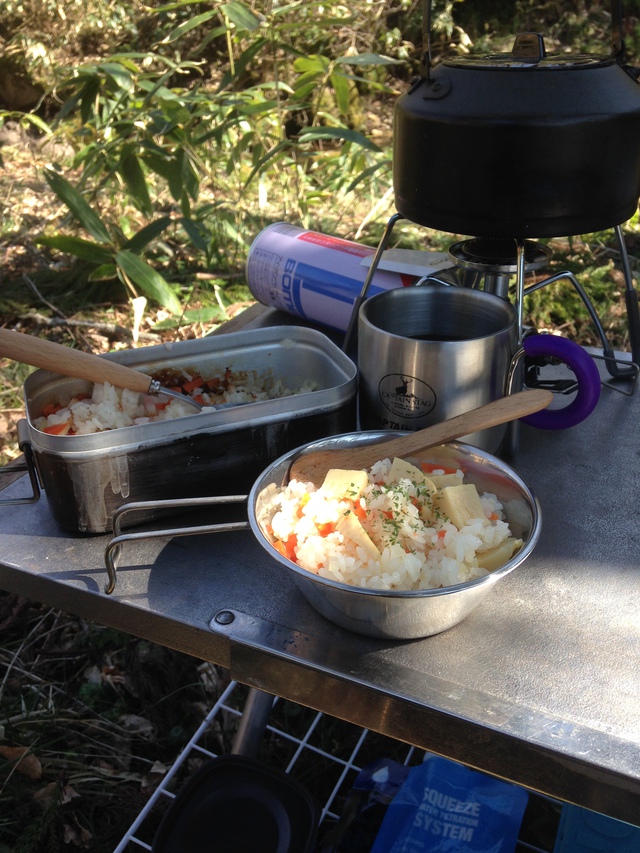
[249,432,541,640]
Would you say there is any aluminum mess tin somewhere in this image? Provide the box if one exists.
[18,326,357,534]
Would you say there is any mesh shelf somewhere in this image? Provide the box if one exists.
[114,680,561,852]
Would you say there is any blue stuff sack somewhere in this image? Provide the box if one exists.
[318,758,411,852]
[370,754,529,853]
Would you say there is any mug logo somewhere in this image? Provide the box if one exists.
[378,374,436,419]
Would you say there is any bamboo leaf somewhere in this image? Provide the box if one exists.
[179,217,209,252]
[178,150,200,202]
[35,235,114,263]
[220,2,262,31]
[330,71,351,118]
[153,152,185,203]
[271,0,350,19]
[79,78,101,125]
[218,37,269,89]
[161,10,220,44]
[88,263,118,281]
[43,169,112,244]
[297,126,381,152]
[165,157,185,202]
[119,153,153,216]
[344,158,392,193]
[122,217,173,254]
[294,55,330,74]
[242,139,291,188]
[103,54,142,73]
[98,62,135,92]
[19,114,52,135]
[155,0,215,10]
[115,251,182,314]
[190,25,231,56]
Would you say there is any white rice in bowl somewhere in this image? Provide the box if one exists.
[258,457,523,592]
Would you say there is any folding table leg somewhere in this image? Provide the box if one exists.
[230,687,275,758]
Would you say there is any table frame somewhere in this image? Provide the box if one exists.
[1,304,639,826]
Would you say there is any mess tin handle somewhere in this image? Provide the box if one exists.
[104,495,249,594]
[517,334,601,430]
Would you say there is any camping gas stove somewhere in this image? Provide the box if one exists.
[445,231,640,384]
[343,213,640,393]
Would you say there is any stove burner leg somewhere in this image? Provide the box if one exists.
[614,225,640,375]
[503,240,527,456]
[522,227,639,380]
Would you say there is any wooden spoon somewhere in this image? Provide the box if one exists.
[0,328,203,410]
[288,388,553,485]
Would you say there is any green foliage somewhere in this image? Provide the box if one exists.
[39,167,182,312]
[15,0,407,314]
[2,0,639,329]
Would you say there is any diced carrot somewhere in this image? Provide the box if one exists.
[437,529,447,539]
[192,394,205,405]
[154,400,171,411]
[273,535,298,562]
[284,534,297,561]
[317,522,335,537]
[42,403,63,416]
[43,421,71,435]
[353,502,367,521]
[421,462,459,475]
[182,376,204,394]
[382,509,394,520]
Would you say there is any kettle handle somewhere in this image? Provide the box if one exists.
[518,335,601,430]
[420,0,433,79]
[612,0,625,61]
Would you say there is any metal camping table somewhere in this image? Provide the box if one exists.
[1,305,639,828]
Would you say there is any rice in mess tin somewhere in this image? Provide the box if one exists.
[34,367,317,435]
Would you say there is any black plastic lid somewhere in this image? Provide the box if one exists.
[152,754,319,853]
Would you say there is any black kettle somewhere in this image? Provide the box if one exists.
[393,0,640,238]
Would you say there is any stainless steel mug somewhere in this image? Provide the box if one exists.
[358,284,519,452]
[358,283,602,451]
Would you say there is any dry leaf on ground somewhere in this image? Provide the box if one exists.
[0,744,43,779]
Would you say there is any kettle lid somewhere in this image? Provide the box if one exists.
[443,32,614,71]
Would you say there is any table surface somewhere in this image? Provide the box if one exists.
[1,304,639,825]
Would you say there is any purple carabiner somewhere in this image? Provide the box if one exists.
[520,334,601,429]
